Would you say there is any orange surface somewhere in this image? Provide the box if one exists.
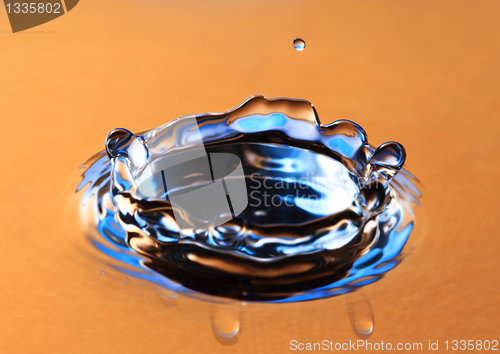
[0,1,499,353]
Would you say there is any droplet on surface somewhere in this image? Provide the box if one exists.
[293,38,306,51]
[346,291,375,338]
[210,302,242,345]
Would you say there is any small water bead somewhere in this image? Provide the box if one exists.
[293,38,306,51]
[210,302,243,345]
[346,291,375,339]
[105,128,148,170]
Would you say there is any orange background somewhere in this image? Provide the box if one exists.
[0,0,499,353]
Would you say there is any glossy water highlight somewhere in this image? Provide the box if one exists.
[77,96,421,303]
[293,38,306,51]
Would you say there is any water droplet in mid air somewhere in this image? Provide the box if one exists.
[293,38,306,51]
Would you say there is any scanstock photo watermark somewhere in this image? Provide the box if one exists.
[247,171,368,209]
[289,339,499,351]
[3,0,79,32]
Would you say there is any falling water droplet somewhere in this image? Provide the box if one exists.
[293,38,306,51]
[210,301,243,346]
[346,291,375,339]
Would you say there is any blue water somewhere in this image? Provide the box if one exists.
[77,96,421,303]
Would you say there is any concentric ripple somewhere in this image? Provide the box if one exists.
[77,96,421,302]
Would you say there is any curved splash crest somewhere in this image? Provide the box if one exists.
[77,96,421,302]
